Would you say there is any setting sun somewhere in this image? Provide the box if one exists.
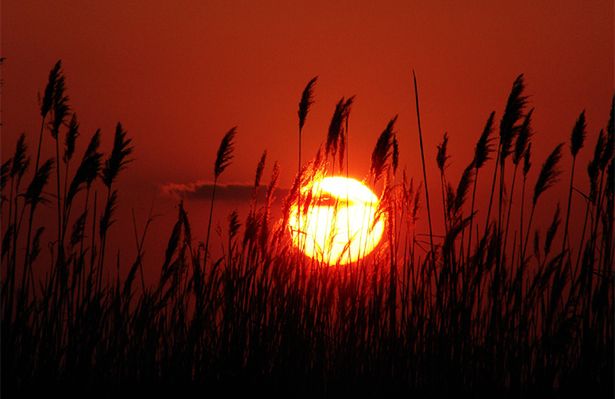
[288,176,385,265]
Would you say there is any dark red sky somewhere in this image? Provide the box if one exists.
[2,1,613,276]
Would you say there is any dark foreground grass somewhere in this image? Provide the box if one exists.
[1,62,613,398]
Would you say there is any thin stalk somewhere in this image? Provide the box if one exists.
[346,117,351,265]
[573,200,591,278]
[484,143,501,234]
[55,135,62,255]
[34,119,45,175]
[203,176,218,266]
[518,174,527,268]
[77,186,91,306]
[522,203,536,262]
[412,70,435,265]
[88,191,97,297]
[440,172,448,236]
[466,168,479,261]
[498,160,506,247]
[297,126,304,257]
[561,156,577,263]
[503,163,519,261]
[4,177,15,310]
[97,188,111,291]
[20,202,37,306]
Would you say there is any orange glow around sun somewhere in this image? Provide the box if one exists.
[288,176,385,265]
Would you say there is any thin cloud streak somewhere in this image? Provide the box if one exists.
[161,180,287,203]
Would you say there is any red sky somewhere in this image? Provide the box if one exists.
[2,1,613,278]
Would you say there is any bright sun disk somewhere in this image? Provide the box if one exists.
[288,176,385,265]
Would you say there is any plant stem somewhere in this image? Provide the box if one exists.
[204,176,218,266]
[561,155,576,264]
[412,70,435,266]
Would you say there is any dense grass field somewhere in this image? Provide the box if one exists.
[1,61,613,397]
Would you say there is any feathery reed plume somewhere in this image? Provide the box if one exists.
[62,113,79,223]
[574,131,604,273]
[523,142,532,177]
[544,203,561,256]
[50,68,70,258]
[496,75,528,275]
[66,130,102,206]
[513,109,533,166]
[228,210,240,240]
[561,111,586,257]
[533,143,564,205]
[298,76,318,133]
[0,159,10,194]
[587,130,604,202]
[412,70,435,262]
[23,158,54,282]
[35,60,61,172]
[227,209,240,268]
[467,112,495,257]
[162,206,183,274]
[30,227,45,265]
[437,132,450,231]
[66,130,101,271]
[446,183,455,219]
[41,61,61,120]
[254,150,267,189]
[102,123,133,188]
[522,143,563,260]
[436,132,450,173]
[260,162,279,254]
[474,112,496,169]
[50,73,70,140]
[485,74,527,237]
[24,159,54,207]
[338,96,355,172]
[266,161,280,203]
[297,77,317,256]
[297,76,317,243]
[453,163,475,217]
[243,209,259,248]
[326,97,346,162]
[392,135,399,176]
[70,211,87,248]
[11,133,29,183]
[499,74,527,163]
[570,110,587,157]
[205,127,237,264]
[99,124,132,288]
[214,127,237,179]
[503,109,534,256]
[370,115,398,183]
[63,113,79,163]
[412,183,422,223]
[99,190,118,239]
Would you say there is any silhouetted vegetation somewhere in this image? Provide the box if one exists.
[1,62,613,398]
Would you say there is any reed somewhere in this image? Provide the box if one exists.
[467,112,495,259]
[2,63,612,398]
[203,127,237,265]
[561,111,586,261]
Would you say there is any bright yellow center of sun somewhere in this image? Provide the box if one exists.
[288,176,385,265]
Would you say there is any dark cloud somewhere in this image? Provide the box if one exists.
[161,181,287,203]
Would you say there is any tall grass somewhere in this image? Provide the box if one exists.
[1,62,613,397]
